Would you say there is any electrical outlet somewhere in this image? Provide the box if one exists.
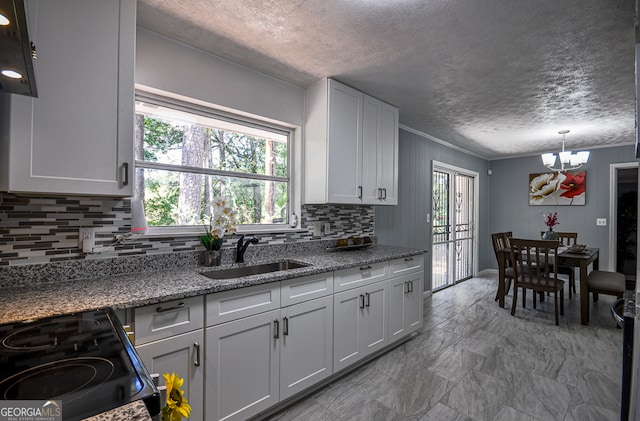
[324,223,331,235]
[79,228,96,253]
[313,222,323,237]
[596,218,607,226]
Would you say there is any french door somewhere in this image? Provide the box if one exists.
[431,162,478,291]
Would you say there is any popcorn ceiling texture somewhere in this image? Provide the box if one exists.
[0,192,374,266]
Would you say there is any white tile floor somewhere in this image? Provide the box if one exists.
[265,275,623,420]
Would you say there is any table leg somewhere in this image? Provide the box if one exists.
[580,261,589,325]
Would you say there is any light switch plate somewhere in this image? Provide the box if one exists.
[596,218,607,226]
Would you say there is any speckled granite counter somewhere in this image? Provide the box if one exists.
[82,400,151,421]
[0,245,425,324]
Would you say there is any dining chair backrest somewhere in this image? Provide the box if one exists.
[557,232,578,246]
[539,231,578,246]
[510,238,559,287]
[491,231,513,263]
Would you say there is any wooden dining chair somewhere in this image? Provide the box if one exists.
[540,231,578,299]
[510,238,565,325]
[492,232,513,303]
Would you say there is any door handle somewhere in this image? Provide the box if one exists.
[194,342,200,367]
[122,162,129,186]
[383,188,387,200]
[405,281,410,293]
[156,302,185,313]
[358,186,363,199]
[360,294,365,309]
[378,188,383,200]
[365,292,370,307]
[283,316,289,336]
[274,319,279,338]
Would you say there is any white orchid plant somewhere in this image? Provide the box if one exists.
[201,196,238,251]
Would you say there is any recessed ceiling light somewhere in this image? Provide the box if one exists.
[1,69,23,79]
[0,13,9,26]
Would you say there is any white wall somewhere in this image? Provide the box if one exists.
[136,28,304,127]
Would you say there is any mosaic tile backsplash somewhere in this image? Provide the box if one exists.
[0,193,375,266]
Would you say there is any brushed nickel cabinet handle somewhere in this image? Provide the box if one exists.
[274,319,279,338]
[194,341,200,367]
[358,186,363,199]
[156,302,185,313]
[283,317,289,336]
[365,292,370,307]
[360,294,365,309]
[383,188,387,200]
[378,188,383,200]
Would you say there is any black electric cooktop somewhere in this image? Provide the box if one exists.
[0,308,160,420]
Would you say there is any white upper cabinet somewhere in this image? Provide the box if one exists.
[304,78,399,205]
[0,0,135,196]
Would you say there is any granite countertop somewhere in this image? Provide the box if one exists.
[82,400,151,421]
[0,245,425,324]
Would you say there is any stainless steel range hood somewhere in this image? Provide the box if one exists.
[0,0,37,97]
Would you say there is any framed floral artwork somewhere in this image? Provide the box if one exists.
[529,171,586,206]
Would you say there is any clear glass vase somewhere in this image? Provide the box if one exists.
[542,228,559,240]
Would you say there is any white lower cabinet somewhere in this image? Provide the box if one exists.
[389,272,424,341]
[333,280,389,372]
[135,329,205,421]
[280,296,333,400]
[205,289,334,420]
[206,309,281,421]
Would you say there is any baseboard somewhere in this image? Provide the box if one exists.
[478,268,498,277]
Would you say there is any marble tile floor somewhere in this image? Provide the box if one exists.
[267,274,624,421]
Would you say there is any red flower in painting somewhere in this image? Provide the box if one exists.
[560,171,586,199]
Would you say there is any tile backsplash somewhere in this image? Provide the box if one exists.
[0,193,374,266]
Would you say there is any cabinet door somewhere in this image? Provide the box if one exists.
[360,281,389,355]
[333,281,388,372]
[135,330,204,421]
[362,95,381,203]
[206,310,280,421]
[389,273,424,342]
[326,79,363,204]
[377,102,399,205]
[280,296,333,400]
[5,0,134,196]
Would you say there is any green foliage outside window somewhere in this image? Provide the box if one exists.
[135,99,289,228]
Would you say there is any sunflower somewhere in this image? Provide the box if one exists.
[161,372,192,420]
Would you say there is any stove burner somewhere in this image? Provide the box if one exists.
[0,357,115,402]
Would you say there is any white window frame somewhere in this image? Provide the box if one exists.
[134,89,302,237]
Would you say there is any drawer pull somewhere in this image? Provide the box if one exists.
[358,186,363,199]
[359,294,365,309]
[156,302,185,313]
[360,265,372,271]
[365,292,370,307]
[274,319,280,338]
[283,317,289,336]
[404,257,414,262]
[383,188,387,200]
[194,341,200,367]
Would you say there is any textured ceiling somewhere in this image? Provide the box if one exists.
[136,0,637,159]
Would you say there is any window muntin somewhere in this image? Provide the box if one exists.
[135,95,290,228]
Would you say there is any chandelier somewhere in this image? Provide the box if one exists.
[540,130,590,173]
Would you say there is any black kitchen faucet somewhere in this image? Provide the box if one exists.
[236,235,259,263]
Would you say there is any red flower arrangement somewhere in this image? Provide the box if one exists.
[544,212,559,228]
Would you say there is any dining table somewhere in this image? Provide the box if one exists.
[496,246,599,325]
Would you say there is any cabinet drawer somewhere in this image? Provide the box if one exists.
[281,272,334,307]
[207,282,281,326]
[134,296,204,345]
[389,255,424,277]
[333,261,388,293]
